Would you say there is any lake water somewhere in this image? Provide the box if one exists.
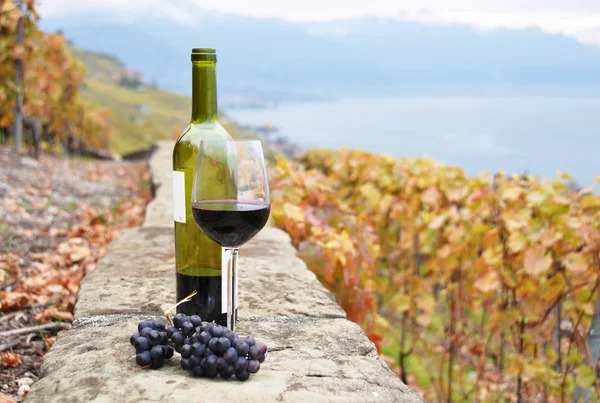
[226,96,600,188]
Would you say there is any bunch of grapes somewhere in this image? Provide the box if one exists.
[130,319,175,369]
[169,313,267,381]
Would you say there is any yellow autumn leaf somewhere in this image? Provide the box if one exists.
[502,187,522,201]
[508,231,527,253]
[523,247,551,275]
[391,294,411,313]
[474,270,501,293]
[283,203,305,223]
[416,294,435,312]
[562,253,588,274]
[359,183,381,209]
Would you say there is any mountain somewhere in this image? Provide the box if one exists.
[43,11,600,100]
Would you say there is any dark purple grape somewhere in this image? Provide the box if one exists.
[180,358,192,371]
[181,344,193,358]
[199,331,212,345]
[189,315,202,327]
[248,360,260,374]
[136,351,152,367]
[206,323,216,334]
[189,334,201,344]
[216,337,231,354]
[159,331,168,344]
[200,357,207,368]
[235,341,249,357]
[150,345,165,361]
[205,367,218,378]
[204,348,215,358]
[206,355,218,371]
[244,336,256,346]
[190,355,202,368]
[258,342,268,356]
[173,313,188,328]
[138,321,153,332]
[171,332,185,345]
[223,329,234,340]
[258,354,266,363]
[181,321,195,336]
[166,326,178,338]
[233,357,248,372]
[183,338,191,345]
[193,344,206,357]
[220,365,235,379]
[200,322,210,332]
[208,337,218,352]
[232,338,243,350]
[148,330,161,346]
[150,357,164,370]
[217,356,229,372]
[235,370,250,381]
[164,344,174,359]
[224,347,238,364]
[248,344,261,360]
[152,319,166,331]
[174,344,183,354]
[134,337,149,352]
[192,365,205,377]
[140,327,152,338]
[130,332,140,345]
[212,325,225,338]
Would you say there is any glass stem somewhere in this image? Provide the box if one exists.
[224,247,239,330]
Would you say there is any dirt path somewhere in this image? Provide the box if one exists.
[0,148,152,402]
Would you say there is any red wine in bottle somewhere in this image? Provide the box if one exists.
[172,48,233,324]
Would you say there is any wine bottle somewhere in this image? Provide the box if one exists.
[173,48,233,324]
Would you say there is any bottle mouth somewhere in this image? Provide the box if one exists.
[192,48,217,62]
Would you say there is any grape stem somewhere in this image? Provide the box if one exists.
[163,290,198,325]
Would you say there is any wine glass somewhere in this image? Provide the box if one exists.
[191,139,271,330]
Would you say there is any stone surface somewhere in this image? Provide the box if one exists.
[26,317,422,403]
[143,141,174,228]
[75,226,346,320]
[25,142,424,403]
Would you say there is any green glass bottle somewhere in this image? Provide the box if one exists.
[173,48,233,324]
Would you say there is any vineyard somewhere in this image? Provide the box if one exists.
[0,0,112,155]
[269,149,600,402]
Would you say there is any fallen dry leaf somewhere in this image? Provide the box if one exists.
[1,351,22,368]
[44,336,56,351]
[0,291,35,310]
[34,306,74,323]
[0,392,17,403]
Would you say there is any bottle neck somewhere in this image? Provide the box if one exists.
[191,61,218,124]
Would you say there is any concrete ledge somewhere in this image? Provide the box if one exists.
[25,142,424,403]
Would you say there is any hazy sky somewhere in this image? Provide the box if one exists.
[40,0,600,46]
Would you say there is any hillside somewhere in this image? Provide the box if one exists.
[73,48,264,156]
[71,48,189,155]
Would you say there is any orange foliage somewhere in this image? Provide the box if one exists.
[0,0,112,151]
[270,149,600,401]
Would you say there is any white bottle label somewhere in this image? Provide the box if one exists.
[173,171,186,223]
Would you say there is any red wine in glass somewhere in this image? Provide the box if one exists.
[192,200,271,248]
[191,139,271,331]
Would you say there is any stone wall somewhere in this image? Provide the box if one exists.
[24,142,424,403]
